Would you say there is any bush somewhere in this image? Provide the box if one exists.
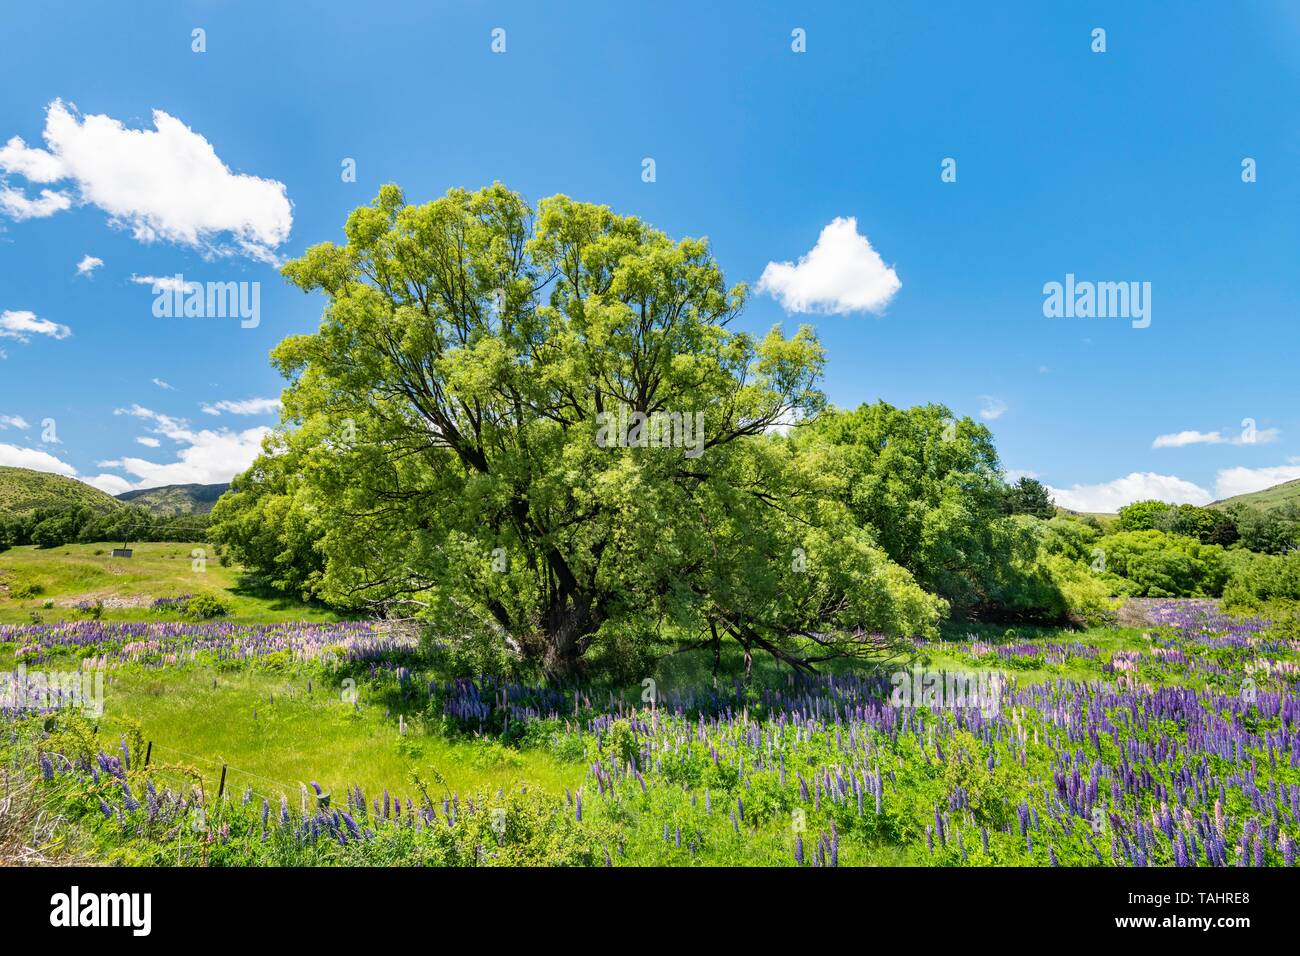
[1229,503,1300,555]
[1223,550,1300,608]
[180,594,230,620]
[1116,500,1171,532]
[1092,530,1228,597]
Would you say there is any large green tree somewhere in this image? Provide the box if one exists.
[235,184,941,675]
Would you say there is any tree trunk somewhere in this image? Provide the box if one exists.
[538,591,600,677]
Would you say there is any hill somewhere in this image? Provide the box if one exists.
[116,482,230,516]
[1211,478,1300,513]
[0,466,121,516]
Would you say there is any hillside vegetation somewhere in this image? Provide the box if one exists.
[116,482,230,515]
[1213,477,1300,513]
[0,467,120,515]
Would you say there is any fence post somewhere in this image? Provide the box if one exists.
[144,741,152,767]
[217,764,227,801]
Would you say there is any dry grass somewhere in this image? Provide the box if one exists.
[0,768,81,866]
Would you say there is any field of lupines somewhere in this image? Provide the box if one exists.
[3,600,1299,866]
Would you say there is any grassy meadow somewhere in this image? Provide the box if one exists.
[0,542,340,625]
[4,542,1299,867]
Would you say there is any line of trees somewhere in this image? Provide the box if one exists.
[0,505,209,551]
[202,184,1300,677]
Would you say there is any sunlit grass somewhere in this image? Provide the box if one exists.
[0,542,341,624]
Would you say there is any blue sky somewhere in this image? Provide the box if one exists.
[0,0,1297,510]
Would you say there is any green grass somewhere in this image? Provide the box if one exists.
[4,539,1289,867]
[0,541,341,624]
[80,665,585,802]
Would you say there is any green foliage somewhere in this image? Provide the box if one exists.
[1094,530,1228,597]
[1116,500,1171,532]
[208,445,327,602]
[1223,550,1300,608]
[0,503,208,549]
[232,183,936,675]
[180,594,230,620]
[1153,503,1238,546]
[795,402,1008,615]
[1227,502,1300,554]
[1000,477,1056,519]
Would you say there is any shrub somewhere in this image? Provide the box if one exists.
[1116,500,1171,532]
[1092,530,1228,597]
[1223,550,1300,608]
[180,594,230,620]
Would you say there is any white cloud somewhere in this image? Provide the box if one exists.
[1153,429,1224,448]
[131,273,196,294]
[1004,469,1040,483]
[0,185,72,220]
[0,440,133,496]
[0,309,71,342]
[151,377,175,391]
[75,254,103,276]
[0,99,292,262]
[978,396,1007,421]
[757,217,901,315]
[0,442,78,477]
[1153,428,1280,449]
[201,397,282,416]
[0,134,65,181]
[1213,459,1300,500]
[1046,472,1212,512]
[0,404,263,494]
[0,415,30,430]
[103,404,267,487]
[82,473,133,496]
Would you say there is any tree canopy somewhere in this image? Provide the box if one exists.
[216,184,944,676]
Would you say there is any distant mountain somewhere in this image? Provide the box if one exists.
[115,483,230,516]
[1211,478,1300,513]
[0,466,121,516]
